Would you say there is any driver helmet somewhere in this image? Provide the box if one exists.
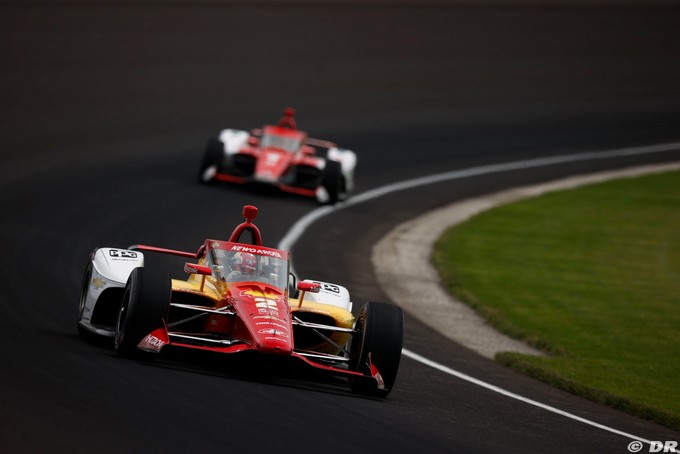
[232,252,257,275]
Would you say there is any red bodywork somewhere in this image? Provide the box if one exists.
[172,278,294,357]
[131,206,377,385]
[213,122,337,198]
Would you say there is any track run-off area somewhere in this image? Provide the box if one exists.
[280,142,680,448]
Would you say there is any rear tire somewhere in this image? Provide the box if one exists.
[349,302,404,397]
[114,267,170,360]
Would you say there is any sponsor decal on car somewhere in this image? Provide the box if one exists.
[241,289,280,300]
[253,296,282,317]
[258,328,289,338]
[108,249,138,260]
[257,308,280,316]
[184,263,199,274]
[252,315,288,324]
[137,334,166,353]
[230,245,282,258]
[255,321,289,331]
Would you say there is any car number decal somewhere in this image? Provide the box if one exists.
[108,249,138,259]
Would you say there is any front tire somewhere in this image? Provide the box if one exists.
[320,160,344,204]
[77,262,95,338]
[198,138,224,184]
[114,267,170,360]
[349,302,404,397]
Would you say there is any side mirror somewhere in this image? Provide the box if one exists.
[247,136,259,147]
[296,280,320,308]
[297,280,321,293]
[184,263,212,276]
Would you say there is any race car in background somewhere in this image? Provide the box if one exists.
[198,108,357,204]
[77,205,403,397]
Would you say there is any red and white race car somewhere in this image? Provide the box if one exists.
[198,108,357,204]
[77,205,403,397]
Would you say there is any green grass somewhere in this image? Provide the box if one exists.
[432,170,680,430]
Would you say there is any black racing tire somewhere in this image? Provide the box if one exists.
[348,302,404,397]
[198,138,224,184]
[320,159,343,204]
[114,267,170,360]
[76,261,95,338]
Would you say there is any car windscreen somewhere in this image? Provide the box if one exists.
[209,248,288,291]
[260,133,302,152]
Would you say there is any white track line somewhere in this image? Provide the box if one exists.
[279,141,680,251]
[402,349,652,444]
[278,142,680,443]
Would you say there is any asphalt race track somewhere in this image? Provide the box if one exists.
[2,1,680,452]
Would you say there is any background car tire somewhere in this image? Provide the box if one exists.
[349,301,404,397]
[320,160,344,204]
[114,267,170,360]
[198,138,224,184]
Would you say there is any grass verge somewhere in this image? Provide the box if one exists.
[432,170,680,430]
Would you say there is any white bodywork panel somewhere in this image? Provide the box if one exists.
[301,280,353,312]
[218,129,249,155]
[79,248,144,337]
[93,248,145,284]
[328,147,357,192]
